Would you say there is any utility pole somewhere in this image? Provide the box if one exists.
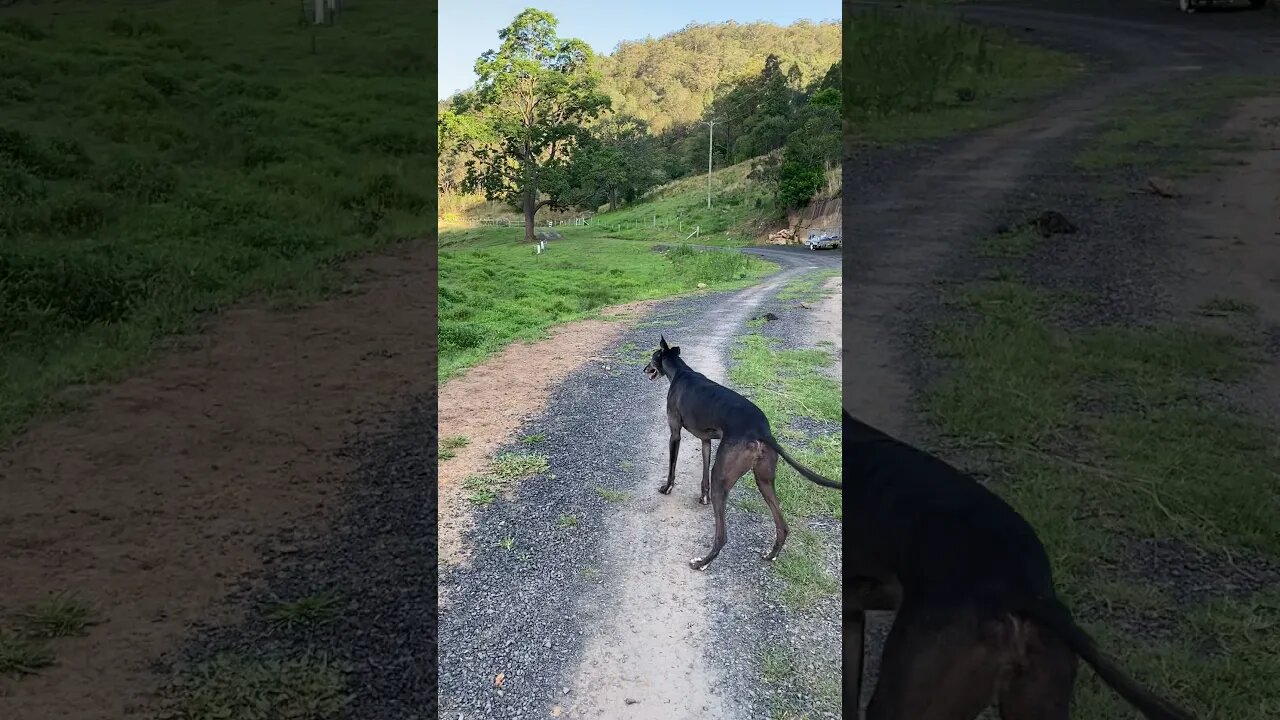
[701,117,720,209]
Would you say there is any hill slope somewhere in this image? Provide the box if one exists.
[596,20,840,133]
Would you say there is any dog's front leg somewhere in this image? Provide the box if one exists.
[659,425,680,494]
[699,439,711,505]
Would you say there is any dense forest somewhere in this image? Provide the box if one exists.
[437,17,840,224]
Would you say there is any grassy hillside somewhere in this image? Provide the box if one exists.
[596,21,840,133]
[0,0,432,442]
[438,160,786,381]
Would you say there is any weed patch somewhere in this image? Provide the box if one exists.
[173,652,351,720]
[265,593,343,633]
[0,632,56,676]
[15,593,100,639]
[926,250,1280,718]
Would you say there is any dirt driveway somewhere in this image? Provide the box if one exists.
[437,246,844,719]
[842,1,1279,714]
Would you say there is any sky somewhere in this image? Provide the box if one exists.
[437,0,840,99]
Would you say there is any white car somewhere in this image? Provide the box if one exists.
[804,233,841,250]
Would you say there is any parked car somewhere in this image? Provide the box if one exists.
[804,232,841,250]
[1180,0,1267,10]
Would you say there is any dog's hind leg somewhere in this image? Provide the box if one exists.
[659,413,681,495]
[699,439,712,505]
[689,440,755,571]
[867,602,1005,720]
[753,446,788,561]
[995,622,1076,720]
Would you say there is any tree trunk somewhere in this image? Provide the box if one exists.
[609,188,618,212]
[523,189,537,243]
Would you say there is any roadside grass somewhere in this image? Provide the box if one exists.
[0,632,56,676]
[0,593,100,677]
[439,435,469,461]
[174,652,351,720]
[927,237,1280,717]
[1198,297,1258,316]
[776,269,841,303]
[439,230,774,380]
[491,452,550,479]
[265,593,343,633]
[0,0,432,446]
[772,529,840,608]
[1075,76,1279,177]
[594,486,630,503]
[15,593,100,639]
[844,7,1084,145]
[730,333,841,521]
[759,638,842,720]
[978,226,1040,258]
[728,276,842,613]
[464,452,550,506]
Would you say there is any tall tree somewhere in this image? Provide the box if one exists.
[459,9,610,242]
[567,115,666,211]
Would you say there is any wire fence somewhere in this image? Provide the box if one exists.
[468,214,838,246]
[474,216,592,228]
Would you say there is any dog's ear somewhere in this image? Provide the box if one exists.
[659,335,669,351]
[669,346,680,356]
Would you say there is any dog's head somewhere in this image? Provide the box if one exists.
[643,335,680,381]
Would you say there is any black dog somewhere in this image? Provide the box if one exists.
[643,336,841,571]
[843,410,1196,720]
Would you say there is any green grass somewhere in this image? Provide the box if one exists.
[978,226,1040,259]
[1076,76,1278,178]
[772,529,840,609]
[174,652,351,720]
[926,260,1280,718]
[491,452,549,479]
[439,435,469,461]
[760,644,794,684]
[439,229,774,380]
[462,473,503,506]
[0,593,102,677]
[776,269,840,303]
[727,314,841,609]
[594,486,630,503]
[15,593,100,639]
[556,514,579,529]
[0,0,432,446]
[0,632,56,676]
[758,638,842,720]
[463,452,551,506]
[729,334,841,521]
[1198,297,1258,316]
[844,7,1084,144]
[265,593,342,633]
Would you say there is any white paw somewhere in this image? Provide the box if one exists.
[689,557,707,570]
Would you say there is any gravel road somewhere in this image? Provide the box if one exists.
[436,246,842,720]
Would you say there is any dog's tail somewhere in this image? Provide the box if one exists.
[762,436,842,490]
[1024,597,1196,720]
